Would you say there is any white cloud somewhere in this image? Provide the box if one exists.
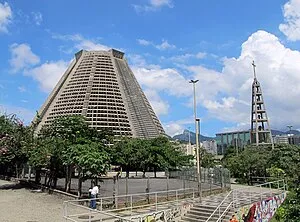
[163,118,194,136]
[155,39,176,50]
[9,43,40,72]
[133,0,173,13]
[25,60,69,92]
[18,86,27,92]
[144,89,169,116]
[279,0,300,41]
[164,122,184,137]
[51,33,110,52]
[170,52,206,63]
[133,67,191,97]
[137,39,151,46]
[0,2,12,33]
[31,11,43,25]
[0,104,35,125]
[196,52,207,59]
[8,42,70,93]
[186,30,300,131]
[137,38,176,50]
[150,0,173,8]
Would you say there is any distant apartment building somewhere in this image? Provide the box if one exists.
[202,140,217,155]
[215,130,251,155]
[273,134,300,145]
[273,135,289,144]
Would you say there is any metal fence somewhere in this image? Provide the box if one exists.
[63,187,195,221]
[168,166,231,189]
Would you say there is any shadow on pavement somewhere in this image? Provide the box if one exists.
[0,182,24,190]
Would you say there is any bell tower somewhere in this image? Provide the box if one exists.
[250,61,274,149]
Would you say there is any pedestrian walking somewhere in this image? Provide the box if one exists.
[89,182,99,209]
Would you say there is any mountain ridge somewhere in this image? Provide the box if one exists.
[173,129,300,144]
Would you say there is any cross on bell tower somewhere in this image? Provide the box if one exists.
[250,61,274,149]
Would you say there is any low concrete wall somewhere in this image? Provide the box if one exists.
[230,192,287,222]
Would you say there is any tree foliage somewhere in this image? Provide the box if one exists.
[223,143,300,221]
[111,136,194,177]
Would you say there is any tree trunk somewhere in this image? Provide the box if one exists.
[126,169,129,178]
[21,164,25,179]
[35,168,41,184]
[44,172,48,186]
[15,163,19,178]
[65,165,72,192]
[142,169,146,178]
[28,166,31,180]
[154,166,157,178]
[77,169,82,198]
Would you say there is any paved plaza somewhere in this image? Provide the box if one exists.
[0,177,222,222]
[0,179,73,222]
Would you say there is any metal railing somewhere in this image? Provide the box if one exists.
[63,187,195,222]
[63,201,133,222]
[205,190,233,222]
[206,179,287,222]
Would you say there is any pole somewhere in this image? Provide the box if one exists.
[196,118,202,201]
[190,79,201,201]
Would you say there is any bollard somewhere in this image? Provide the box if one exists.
[146,176,150,204]
[155,193,158,211]
[130,195,133,214]
[125,177,128,207]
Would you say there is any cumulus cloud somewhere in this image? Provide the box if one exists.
[155,39,176,50]
[9,43,40,72]
[133,0,173,13]
[0,2,12,33]
[137,39,151,46]
[0,104,35,125]
[144,89,169,116]
[163,118,194,136]
[137,38,176,50]
[133,30,300,132]
[187,30,300,130]
[132,67,191,97]
[169,52,206,63]
[51,33,110,52]
[9,42,70,92]
[25,60,69,92]
[279,0,300,41]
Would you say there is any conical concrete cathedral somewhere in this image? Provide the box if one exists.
[250,61,274,148]
[35,49,165,138]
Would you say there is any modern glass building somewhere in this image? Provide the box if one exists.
[216,130,251,155]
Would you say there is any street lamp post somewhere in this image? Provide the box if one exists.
[189,80,201,201]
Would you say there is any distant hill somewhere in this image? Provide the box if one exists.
[173,129,215,144]
[272,129,300,136]
[172,129,300,144]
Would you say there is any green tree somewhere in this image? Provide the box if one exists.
[0,114,32,178]
[111,137,142,177]
[66,141,110,196]
[36,115,111,191]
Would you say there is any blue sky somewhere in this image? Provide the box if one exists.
[1,0,300,137]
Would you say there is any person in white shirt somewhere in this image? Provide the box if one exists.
[89,183,99,209]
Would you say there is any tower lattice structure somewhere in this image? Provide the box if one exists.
[34,49,165,138]
[250,61,274,148]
